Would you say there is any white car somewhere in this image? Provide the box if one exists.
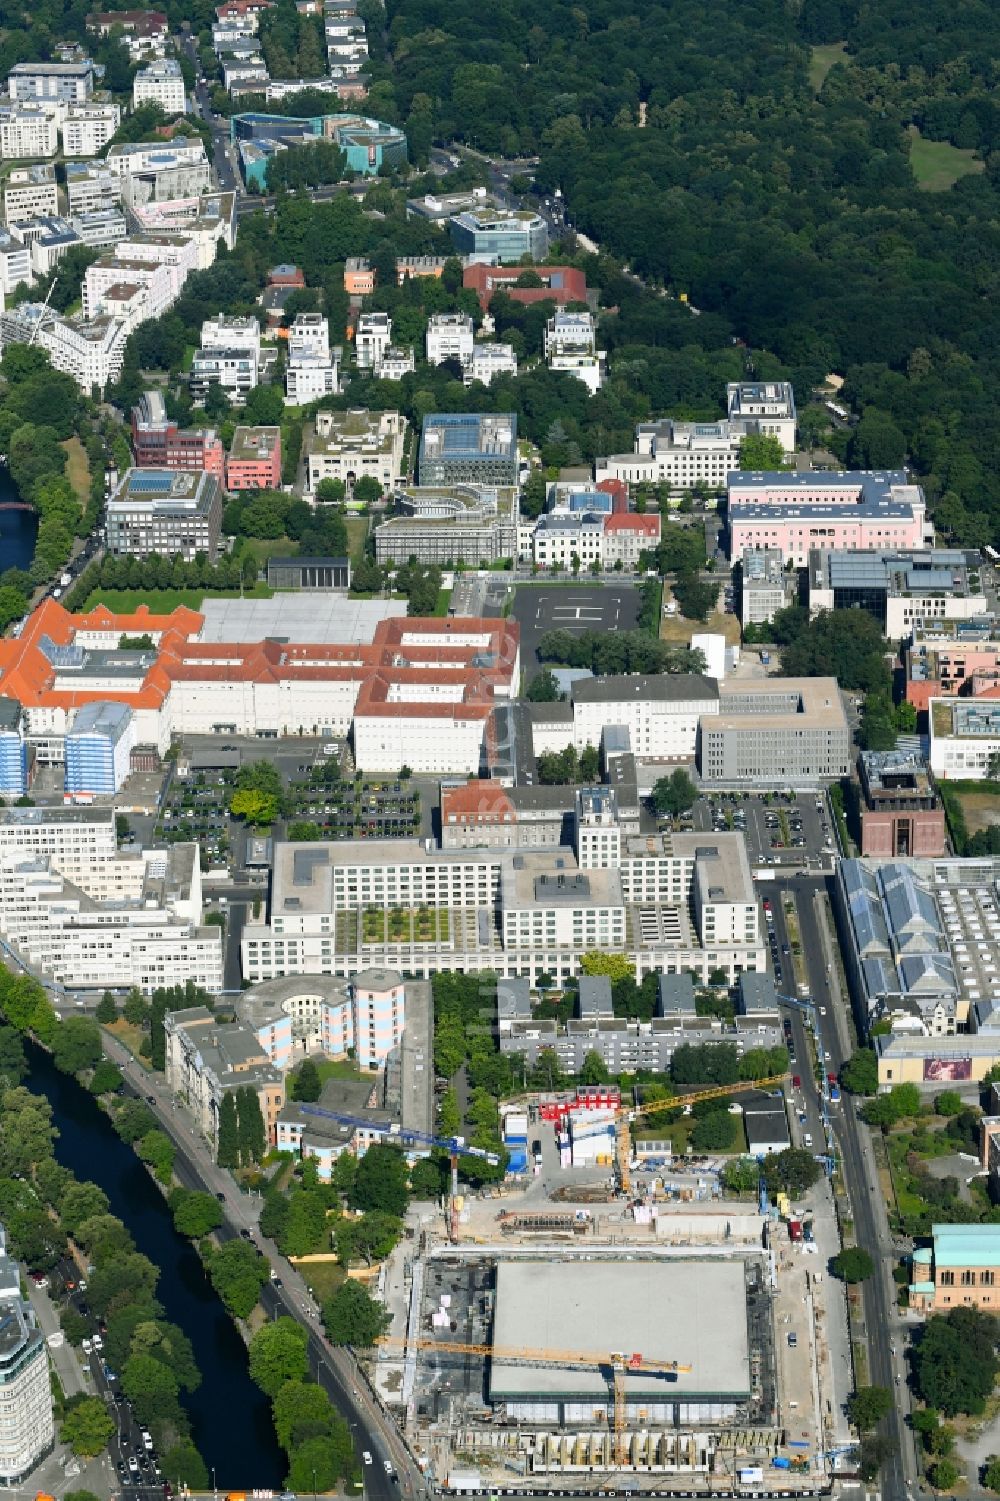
[384,1461,393,1475]
[363,1452,373,1466]
[81,1338,93,1353]
[91,1334,103,1351]
[128,1458,140,1476]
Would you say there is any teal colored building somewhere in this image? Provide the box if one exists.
[231,111,407,189]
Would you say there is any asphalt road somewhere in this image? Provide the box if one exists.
[781,874,916,1501]
[107,1044,426,1501]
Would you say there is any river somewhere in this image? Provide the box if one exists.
[0,466,37,572]
[26,1043,285,1488]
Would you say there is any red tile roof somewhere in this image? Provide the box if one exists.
[604,512,660,534]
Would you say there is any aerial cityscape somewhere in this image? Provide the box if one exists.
[0,1,998,1499]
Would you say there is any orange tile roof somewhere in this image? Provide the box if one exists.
[604,513,660,534]
[0,601,518,720]
[441,780,515,822]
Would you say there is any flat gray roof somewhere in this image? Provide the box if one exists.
[573,673,718,705]
[198,594,406,643]
[490,1260,750,1400]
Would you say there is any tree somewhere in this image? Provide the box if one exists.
[721,1157,760,1194]
[983,1456,1000,1493]
[672,571,717,621]
[136,1128,175,1184]
[409,1157,447,1200]
[51,1016,102,1075]
[832,1247,875,1283]
[580,1049,610,1085]
[230,788,280,826]
[651,769,698,818]
[579,952,635,982]
[121,1353,181,1426]
[84,1252,159,1318]
[206,1239,269,1319]
[89,1060,123,1095]
[691,1109,738,1150]
[929,1458,960,1491]
[169,1188,224,1239]
[217,1092,239,1169]
[315,477,346,503]
[739,434,788,470]
[762,1148,822,1195]
[123,989,148,1026]
[293,1057,322,1102]
[273,1380,336,1450]
[0,1026,26,1084]
[915,1306,1000,1416]
[161,1443,209,1491]
[525,669,562,702]
[863,1083,922,1129]
[61,1397,115,1457]
[350,1144,409,1218]
[95,991,118,1024]
[236,1084,266,1166]
[59,1181,110,1236]
[322,1279,390,1346]
[841,1049,878,1096]
[249,1317,309,1396]
[286,1433,351,1494]
[847,1386,892,1432]
[935,1091,963,1117]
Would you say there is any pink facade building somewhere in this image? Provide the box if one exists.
[906,628,1000,713]
[225,425,281,491]
[727,469,927,564]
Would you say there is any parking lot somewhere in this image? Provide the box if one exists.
[512,583,642,669]
[688,790,834,869]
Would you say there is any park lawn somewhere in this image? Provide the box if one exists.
[659,602,740,647]
[344,515,369,559]
[300,1260,346,1305]
[316,1058,365,1084]
[238,536,299,573]
[61,436,90,502]
[809,41,847,91]
[79,585,274,613]
[908,126,984,191]
[181,345,196,373]
[433,588,452,616]
[953,788,1000,837]
[102,1017,150,1065]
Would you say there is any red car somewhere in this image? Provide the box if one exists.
[792,1075,802,1089]
[827,1073,837,1087]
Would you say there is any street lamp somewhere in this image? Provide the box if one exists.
[212,1466,217,1500]
[312,1465,318,1501]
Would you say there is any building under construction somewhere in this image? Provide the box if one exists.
[399,1251,782,1479]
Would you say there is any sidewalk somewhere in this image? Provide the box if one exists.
[25,1278,88,1399]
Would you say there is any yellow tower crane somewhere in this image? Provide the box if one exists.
[374,1337,691,1465]
[614,1073,790,1195]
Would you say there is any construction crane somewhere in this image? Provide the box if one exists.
[614,1073,790,1195]
[374,1336,691,1466]
[298,1103,500,1239]
[27,267,60,346]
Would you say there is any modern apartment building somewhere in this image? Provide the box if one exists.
[419,412,518,488]
[106,467,223,560]
[344,256,374,294]
[190,345,259,403]
[465,342,517,386]
[62,100,121,156]
[0,1226,54,1485]
[0,228,32,296]
[726,381,797,453]
[286,311,339,401]
[0,303,127,390]
[2,164,58,222]
[355,310,392,370]
[426,311,473,368]
[929,699,1000,781]
[305,408,406,493]
[0,103,59,159]
[225,425,282,490]
[133,57,186,113]
[906,621,1000,713]
[65,159,122,215]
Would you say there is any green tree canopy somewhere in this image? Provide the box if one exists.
[832,1247,875,1284]
[248,1318,310,1396]
[61,1397,115,1457]
[322,1279,390,1346]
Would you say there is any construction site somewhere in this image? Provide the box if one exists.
[369,1097,852,1496]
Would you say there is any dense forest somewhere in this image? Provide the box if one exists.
[364,0,1000,540]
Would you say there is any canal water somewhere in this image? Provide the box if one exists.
[0,467,37,572]
[26,1043,285,1487]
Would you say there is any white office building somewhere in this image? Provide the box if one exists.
[7,60,94,103]
[0,228,32,296]
[0,303,127,390]
[305,407,407,493]
[426,311,474,368]
[133,58,186,114]
[376,345,415,381]
[545,313,604,392]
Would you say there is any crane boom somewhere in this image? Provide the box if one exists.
[615,1073,790,1194]
[298,1104,500,1164]
[374,1336,691,1375]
